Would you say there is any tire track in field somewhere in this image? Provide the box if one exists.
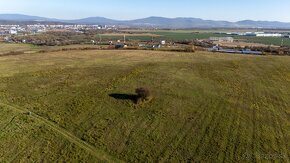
[250,85,258,162]
[215,76,244,162]
[0,110,19,131]
[231,94,247,162]
[272,112,290,162]
[0,115,18,131]
[266,105,289,162]
[152,66,206,161]
[201,101,226,158]
[257,62,290,162]
[269,63,290,161]
[184,101,218,160]
[249,61,283,161]
[164,97,220,161]
[248,62,264,162]
[192,99,225,159]
[156,111,202,161]
[219,105,238,162]
[266,90,290,162]
[8,135,40,162]
[114,115,148,155]
[156,95,211,162]
[157,118,191,157]
[0,102,121,162]
[227,106,243,162]
[262,83,288,162]
[221,75,244,162]
[228,68,256,162]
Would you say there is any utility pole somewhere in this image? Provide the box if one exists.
[281,39,284,47]
[99,34,102,42]
[124,34,126,43]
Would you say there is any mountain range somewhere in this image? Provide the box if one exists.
[1,14,290,29]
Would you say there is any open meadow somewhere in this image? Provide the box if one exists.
[114,30,290,47]
[0,49,289,162]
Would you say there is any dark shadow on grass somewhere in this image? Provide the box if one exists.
[109,93,138,103]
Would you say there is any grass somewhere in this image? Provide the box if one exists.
[99,35,154,41]
[0,43,104,56]
[153,31,290,46]
[0,104,112,162]
[154,31,224,40]
[0,49,289,162]
[0,43,39,54]
[236,36,290,46]
[100,31,290,46]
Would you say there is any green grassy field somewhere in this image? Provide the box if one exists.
[102,31,290,46]
[0,43,104,54]
[153,32,290,46]
[0,43,39,54]
[0,49,289,162]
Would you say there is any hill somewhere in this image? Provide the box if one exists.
[0,14,52,21]
[0,14,69,25]
[1,14,290,28]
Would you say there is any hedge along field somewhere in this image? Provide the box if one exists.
[0,50,289,162]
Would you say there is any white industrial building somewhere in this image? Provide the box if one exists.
[238,32,283,37]
[9,30,17,35]
[209,37,234,42]
[256,33,282,37]
[243,32,256,36]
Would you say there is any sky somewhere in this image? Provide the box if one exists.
[1,0,290,22]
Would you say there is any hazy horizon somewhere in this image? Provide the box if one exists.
[0,0,290,22]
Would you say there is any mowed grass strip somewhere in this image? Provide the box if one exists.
[0,50,289,162]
